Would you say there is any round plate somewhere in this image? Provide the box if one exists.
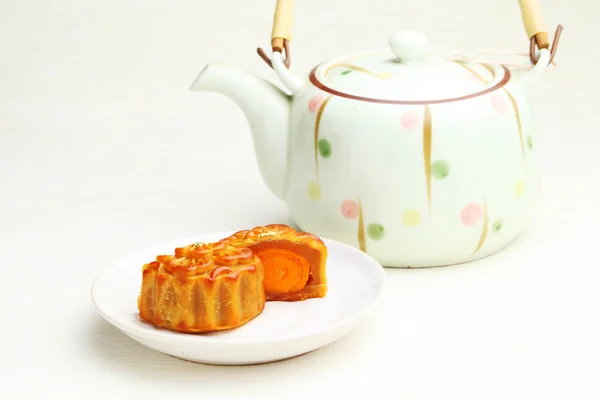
[91,231,387,365]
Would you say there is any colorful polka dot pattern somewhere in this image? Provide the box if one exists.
[431,160,450,180]
[341,200,359,219]
[492,220,503,233]
[306,85,531,257]
[490,93,509,114]
[308,95,325,113]
[401,110,421,130]
[514,180,525,198]
[318,139,332,158]
[367,223,385,240]
[461,203,483,227]
[402,209,421,227]
[307,181,321,201]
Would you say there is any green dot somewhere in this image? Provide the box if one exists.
[527,135,533,150]
[492,220,503,232]
[318,139,332,158]
[367,223,385,240]
[341,70,353,75]
[431,160,450,180]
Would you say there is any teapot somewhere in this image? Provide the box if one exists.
[190,0,563,268]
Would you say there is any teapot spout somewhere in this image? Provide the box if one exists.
[190,63,291,200]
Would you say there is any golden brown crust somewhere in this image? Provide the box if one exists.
[220,224,328,302]
[137,242,265,333]
[221,224,327,252]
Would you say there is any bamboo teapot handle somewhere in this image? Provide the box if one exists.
[518,0,563,64]
[257,0,294,69]
[257,0,563,69]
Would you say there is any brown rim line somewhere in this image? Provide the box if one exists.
[308,65,511,105]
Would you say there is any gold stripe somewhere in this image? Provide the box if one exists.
[423,104,432,215]
[358,198,366,252]
[504,88,527,171]
[481,63,496,77]
[314,95,332,178]
[472,199,489,256]
[324,64,390,80]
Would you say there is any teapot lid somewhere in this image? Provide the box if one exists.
[309,31,510,104]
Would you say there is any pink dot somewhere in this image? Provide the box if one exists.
[341,200,359,220]
[461,203,482,226]
[401,110,421,129]
[308,95,325,113]
[490,93,509,114]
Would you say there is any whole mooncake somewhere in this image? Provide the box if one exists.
[137,241,265,333]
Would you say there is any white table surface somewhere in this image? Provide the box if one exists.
[1,0,599,398]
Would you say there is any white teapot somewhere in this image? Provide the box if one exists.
[190,0,563,268]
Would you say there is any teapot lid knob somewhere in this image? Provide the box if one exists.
[389,30,427,63]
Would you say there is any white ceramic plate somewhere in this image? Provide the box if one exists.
[91,231,386,365]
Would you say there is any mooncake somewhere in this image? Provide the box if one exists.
[220,224,328,301]
[137,241,265,333]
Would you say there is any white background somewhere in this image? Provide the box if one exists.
[1,0,599,398]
